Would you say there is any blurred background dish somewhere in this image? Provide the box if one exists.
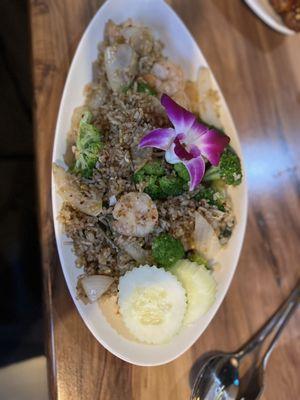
[269,0,300,31]
[244,0,296,34]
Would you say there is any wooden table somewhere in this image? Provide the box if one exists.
[30,0,300,398]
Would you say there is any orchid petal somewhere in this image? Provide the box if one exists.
[174,137,194,161]
[183,121,208,144]
[199,130,230,166]
[161,94,195,134]
[173,137,201,161]
[139,128,176,150]
[182,156,206,191]
[139,94,230,191]
[188,120,230,166]
[165,142,181,164]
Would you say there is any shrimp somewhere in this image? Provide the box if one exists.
[112,192,158,237]
[143,59,185,96]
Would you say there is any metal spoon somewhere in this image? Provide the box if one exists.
[190,283,299,400]
[237,295,298,400]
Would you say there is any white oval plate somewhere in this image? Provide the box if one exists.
[52,0,248,366]
[244,0,295,35]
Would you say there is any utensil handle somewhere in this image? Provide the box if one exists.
[236,282,299,360]
[262,298,298,368]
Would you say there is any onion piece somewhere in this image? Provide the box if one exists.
[109,195,117,206]
[197,67,223,130]
[121,241,151,264]
[193,211,221,261]
[104,44,137,92]
[53,163,102,216]
[81,275,114,303]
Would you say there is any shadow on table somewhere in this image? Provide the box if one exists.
[211,0,286,52]
[0,0,44,368]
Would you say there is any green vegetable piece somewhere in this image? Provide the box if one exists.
[81,111,93,124]
[133,169,146,184]
[158,176,185,197]
[122,83,133,93]
[144,176,164,200]
[71,111,103,179]
[174,163,190,182]
[133,162,188,200]
[142,161,165,176]
[204,147,242,186]
[137,82,157,96]
[187,250,210,269]
[194,187,225,211]
[152,233,185,269]
[133,161,165,184]
[211,179,227,194]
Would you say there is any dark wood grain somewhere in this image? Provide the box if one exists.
[29,1,300,399]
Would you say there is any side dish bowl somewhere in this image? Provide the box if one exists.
[52,0,248,366]
[244,0,295,35]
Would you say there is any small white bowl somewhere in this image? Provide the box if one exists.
[52,0,248,366]
[244,0,295,35]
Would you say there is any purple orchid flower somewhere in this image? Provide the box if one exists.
[139,94,230,190]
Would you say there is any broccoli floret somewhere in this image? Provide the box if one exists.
[142,161,165,176]
[159,176,186,197]
[137,82,157,96]
[187,250,210,269]
[133,169,146,184]
[71,111,103,178]
[144,176,164,200]
[173,163,190,182]
[194,187,225,211]
[133,161,165,183]
[152,233,185,269]
[204,147,242,186]
[144,176,186,200]
[134,162,187,200]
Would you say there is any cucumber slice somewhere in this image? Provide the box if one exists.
[118,265,186,344]
[172,260,216,325]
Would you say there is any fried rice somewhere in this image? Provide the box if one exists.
[56,19,236,283]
